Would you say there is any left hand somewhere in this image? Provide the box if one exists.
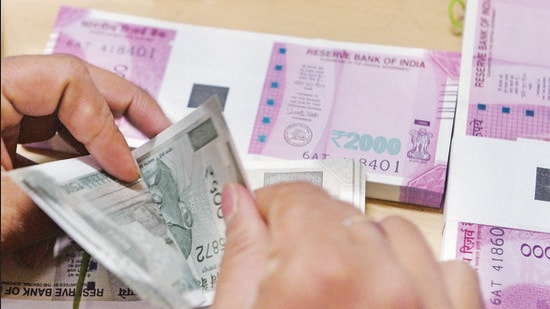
[1,54,172,265]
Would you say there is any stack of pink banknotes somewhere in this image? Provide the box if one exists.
[31,5,463,208]
[441,0,550,308]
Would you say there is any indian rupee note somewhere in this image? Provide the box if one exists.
[453,222,550,308]
[6,96,247,308]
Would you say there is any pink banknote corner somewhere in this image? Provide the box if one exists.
[54,32,87,59]
[45,6,177,148]
[55,6,89,28]
[52,11,176,98]
[399,164,446,208]
[455,222,550,308]
[429,50,461,80]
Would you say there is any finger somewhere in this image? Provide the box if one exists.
[1,170,63,252]
[254,181,359,246]
[380,216,453,308]
[212,183,269,309]
[1,92,23,159]
[85,63,172,138]
[441,260,484,308]
[253,182,352,307]
[1,55,139,181]
[253,183,420,308]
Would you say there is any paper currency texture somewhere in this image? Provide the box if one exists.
[5,97,247,308]
[450,222,550,308]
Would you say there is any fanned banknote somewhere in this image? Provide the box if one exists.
[2,157,366,308]
[5,97,247,308]
[442,0,550,308]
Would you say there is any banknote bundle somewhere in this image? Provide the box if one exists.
[28,5,462,208]
[441,0,550,308]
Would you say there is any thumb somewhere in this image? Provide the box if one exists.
[212,183,269,309]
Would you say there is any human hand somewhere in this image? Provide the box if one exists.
[1,54,172,265]
[213,182,483,308]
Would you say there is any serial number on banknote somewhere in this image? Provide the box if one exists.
[487,226,508,306]
[63,39,158,59]
[100,44,157,58]
[303,151,400,173]
[196,237,226,263]
[488,227,506,274]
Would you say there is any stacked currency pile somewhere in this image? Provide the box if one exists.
[441,0,550,307]
[31,5,462,208]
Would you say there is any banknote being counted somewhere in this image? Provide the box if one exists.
[5,97,247,308]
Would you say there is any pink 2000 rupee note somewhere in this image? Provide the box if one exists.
[49,6,177,143]
[249,42,461,207]
[456,222,550,308]
[465,0,550,141]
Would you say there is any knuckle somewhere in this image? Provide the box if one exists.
[369,267,421,308]
[380,215,420,235]
[300,253,351,298]
[386,280,420,308]
[56,54,89,77]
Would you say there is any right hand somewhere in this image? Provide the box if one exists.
[214,182,483,308]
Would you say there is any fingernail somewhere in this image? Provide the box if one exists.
[222,183,238,223]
